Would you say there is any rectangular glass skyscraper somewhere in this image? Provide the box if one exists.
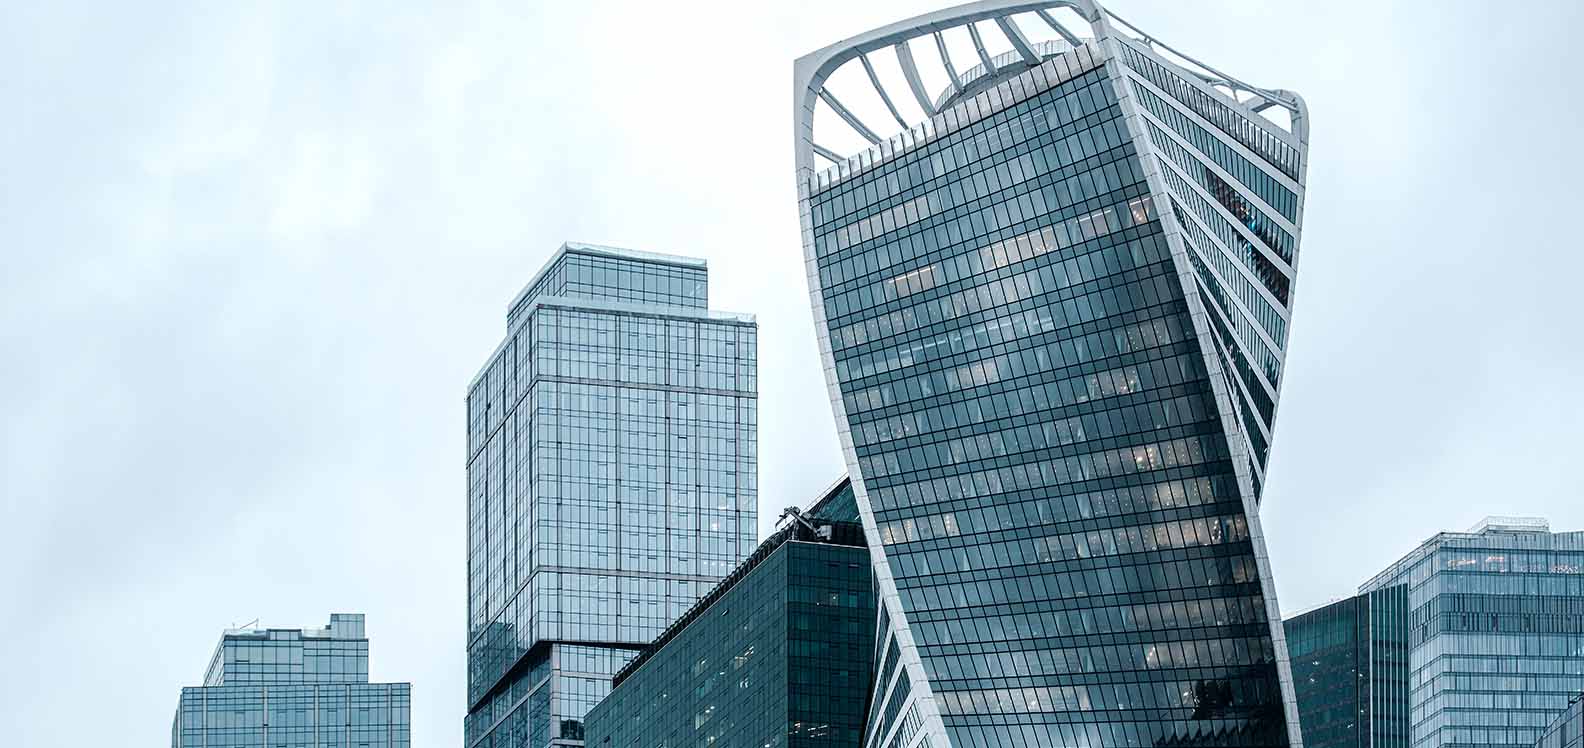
[1283,587,1410,748]
[585,477,875,748]
[1360,518,1584,748]
[793,2,1311,746]
[171,613,412,747]
[464,243,758,748]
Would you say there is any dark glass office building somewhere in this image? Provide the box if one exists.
[584,477,875,748]
[464,243,758,748]
[170,614,412,748]
[1360,518,1584,748]
[793,2,1310,746]
[1283,587,1410,748]
[1535,693,1582,748]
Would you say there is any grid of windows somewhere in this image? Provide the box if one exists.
[1117,41,1301,183]
[466,249,757,748]
[1145,118,1295,266]
[1178,211,1281,391]
[172,684,412,748]
[559,253,707,310]
[1362,524,1584,748]
[1535,695,1582,748]
[507,246,708,326]
[206,635,370,688]
[805,54,1295,748]
[1284,586,1411,748]
[171,616,411,748]
[1126,79,1298,223]
[202,615,371,688]
[1173,186,1287,351]
[1159,161,1291,310]
[1198,280,1276,429]
[586,502,874,748]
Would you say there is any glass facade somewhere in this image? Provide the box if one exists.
[1284,587,1410,748]
[465,243,758,748]
[585,478,875,748]
[795,11,1310,748]
[170,614,412,748]
[1360,519,1584,748]
[1535,695,1583,748]
[507,243,710,327]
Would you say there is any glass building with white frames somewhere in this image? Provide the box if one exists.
[793,2,1312,746]
[463,243,758,748]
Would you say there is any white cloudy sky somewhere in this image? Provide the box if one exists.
[2,1,1581,745]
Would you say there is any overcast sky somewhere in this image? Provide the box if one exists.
[2,1,1582,746]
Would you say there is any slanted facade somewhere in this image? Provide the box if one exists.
[793,3,1312,747]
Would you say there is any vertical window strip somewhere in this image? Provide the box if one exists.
[1118,43,1300,182]
[1128,78,1297,222]
[1158,161,1291,307]
[1144,119,1294,262]
[1183,233,1282,392]
[1167,185,1287,347]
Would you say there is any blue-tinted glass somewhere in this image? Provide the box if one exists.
[1284,587,1410,748]
[803,50,1301,748]
[466,246,757,748]
[1361,521,1584,748]
[586,478,873,748]
[170,615,411,748]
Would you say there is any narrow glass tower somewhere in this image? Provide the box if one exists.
[463,243,758,748]
[1283,587,1411,748]
[793,3,1310,746]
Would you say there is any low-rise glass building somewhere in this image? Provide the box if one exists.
[170,613,411,748]
[1283,586,1409,748]
[1358,517,1584,748]
[585,477,874,748]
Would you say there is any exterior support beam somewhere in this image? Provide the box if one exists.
[1037,8,1083,46]
[893,42,937,117]
[811,142,844,164]
[860,53,911,129]
[818,89,882,146]
[995,17,1042,65]
[967,23,998,75]
[933,32,963,96]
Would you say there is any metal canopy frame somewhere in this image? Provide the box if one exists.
[792,0,1306,173]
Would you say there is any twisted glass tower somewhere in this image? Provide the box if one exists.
[793,3,1310,747]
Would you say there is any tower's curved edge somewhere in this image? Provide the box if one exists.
[794,3,1310,747]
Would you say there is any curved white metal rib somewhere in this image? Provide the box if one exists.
[860,53,912,129]
[792,0,1305,174]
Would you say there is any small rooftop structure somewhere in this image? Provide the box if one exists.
[220,612,366,641]
[1468,516,1550,534]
